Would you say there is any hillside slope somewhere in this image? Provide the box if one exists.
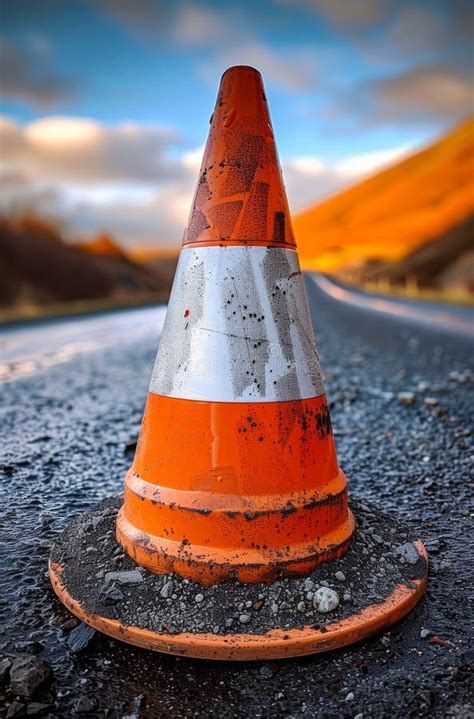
[0,217,171,309]
[360,215,474,292]
[72,234,129,260]
[293,118,474,272]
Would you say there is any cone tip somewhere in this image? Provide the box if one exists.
[221,65,263,80]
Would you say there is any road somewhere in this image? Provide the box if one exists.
[1,276,473,718]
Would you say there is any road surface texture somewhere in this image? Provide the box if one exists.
[1,276,473,718]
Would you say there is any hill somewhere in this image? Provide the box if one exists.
[293,118,474,280]
[73,234,129,260]
[0,217,176,314]
[356,215,474,294]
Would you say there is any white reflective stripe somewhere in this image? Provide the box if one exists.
[150,246,324,402]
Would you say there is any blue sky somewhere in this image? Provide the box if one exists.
[0,0,472,248]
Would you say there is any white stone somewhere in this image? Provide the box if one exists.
[313,587,339,613]
[104,570,143,585]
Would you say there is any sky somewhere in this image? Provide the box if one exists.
[0,0,472,249]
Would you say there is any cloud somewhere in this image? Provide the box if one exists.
[283,143,410,210]
[372,65,473,122]
[327,63,473,129]
[0,113,416,246]
[0,116,183,184]
[282,158,342,210]
[64,183,195,245]
[89,0,171,41]
[334,145,411,178]
[175,4,228,45]
[202,42,315,93]
[382,6,444,56]
[303,0,391,26]
[0,36,78,109]
[355,3,473,66]
[91,1,317,94]
[303,0,472,47]
[175,4,317,93]
[0,114,195,245]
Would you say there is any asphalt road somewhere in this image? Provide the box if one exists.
[1,276,473,718]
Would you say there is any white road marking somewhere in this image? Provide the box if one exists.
[312,274,474,338]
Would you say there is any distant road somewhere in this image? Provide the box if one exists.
[311,274,474,339]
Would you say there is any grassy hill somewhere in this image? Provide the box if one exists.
[293,118,474,279]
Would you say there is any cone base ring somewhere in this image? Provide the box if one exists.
[49,498,428,661]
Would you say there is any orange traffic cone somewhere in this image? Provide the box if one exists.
[116,65,354,585]
[49,66,427,660]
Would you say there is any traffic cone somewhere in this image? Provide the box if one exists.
[49,66,427,660]
[115,64,354,585]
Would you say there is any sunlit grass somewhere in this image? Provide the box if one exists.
[355,278,474,307]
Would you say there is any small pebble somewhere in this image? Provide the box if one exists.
[102,585,124,605]
[6,701,25,718]
[9,656,51,697]
[195,593,204,604]
[160,581,173,599]
[420,628,431,639]
[66,623,96,653]
[313,587,339,613]
[297,601,306,613]
[104,570,142,586]
[393,542,420,565]
[0,657,11,684]
[239,614,251,624]
[345,692,354,702]
[335,571,345,581]
[398,391,416,406]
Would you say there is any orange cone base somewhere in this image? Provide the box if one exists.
[116,499,355,586]
[49,498,428,661]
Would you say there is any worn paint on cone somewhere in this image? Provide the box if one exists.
[184,65,295,249]
[116,65,355,585]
